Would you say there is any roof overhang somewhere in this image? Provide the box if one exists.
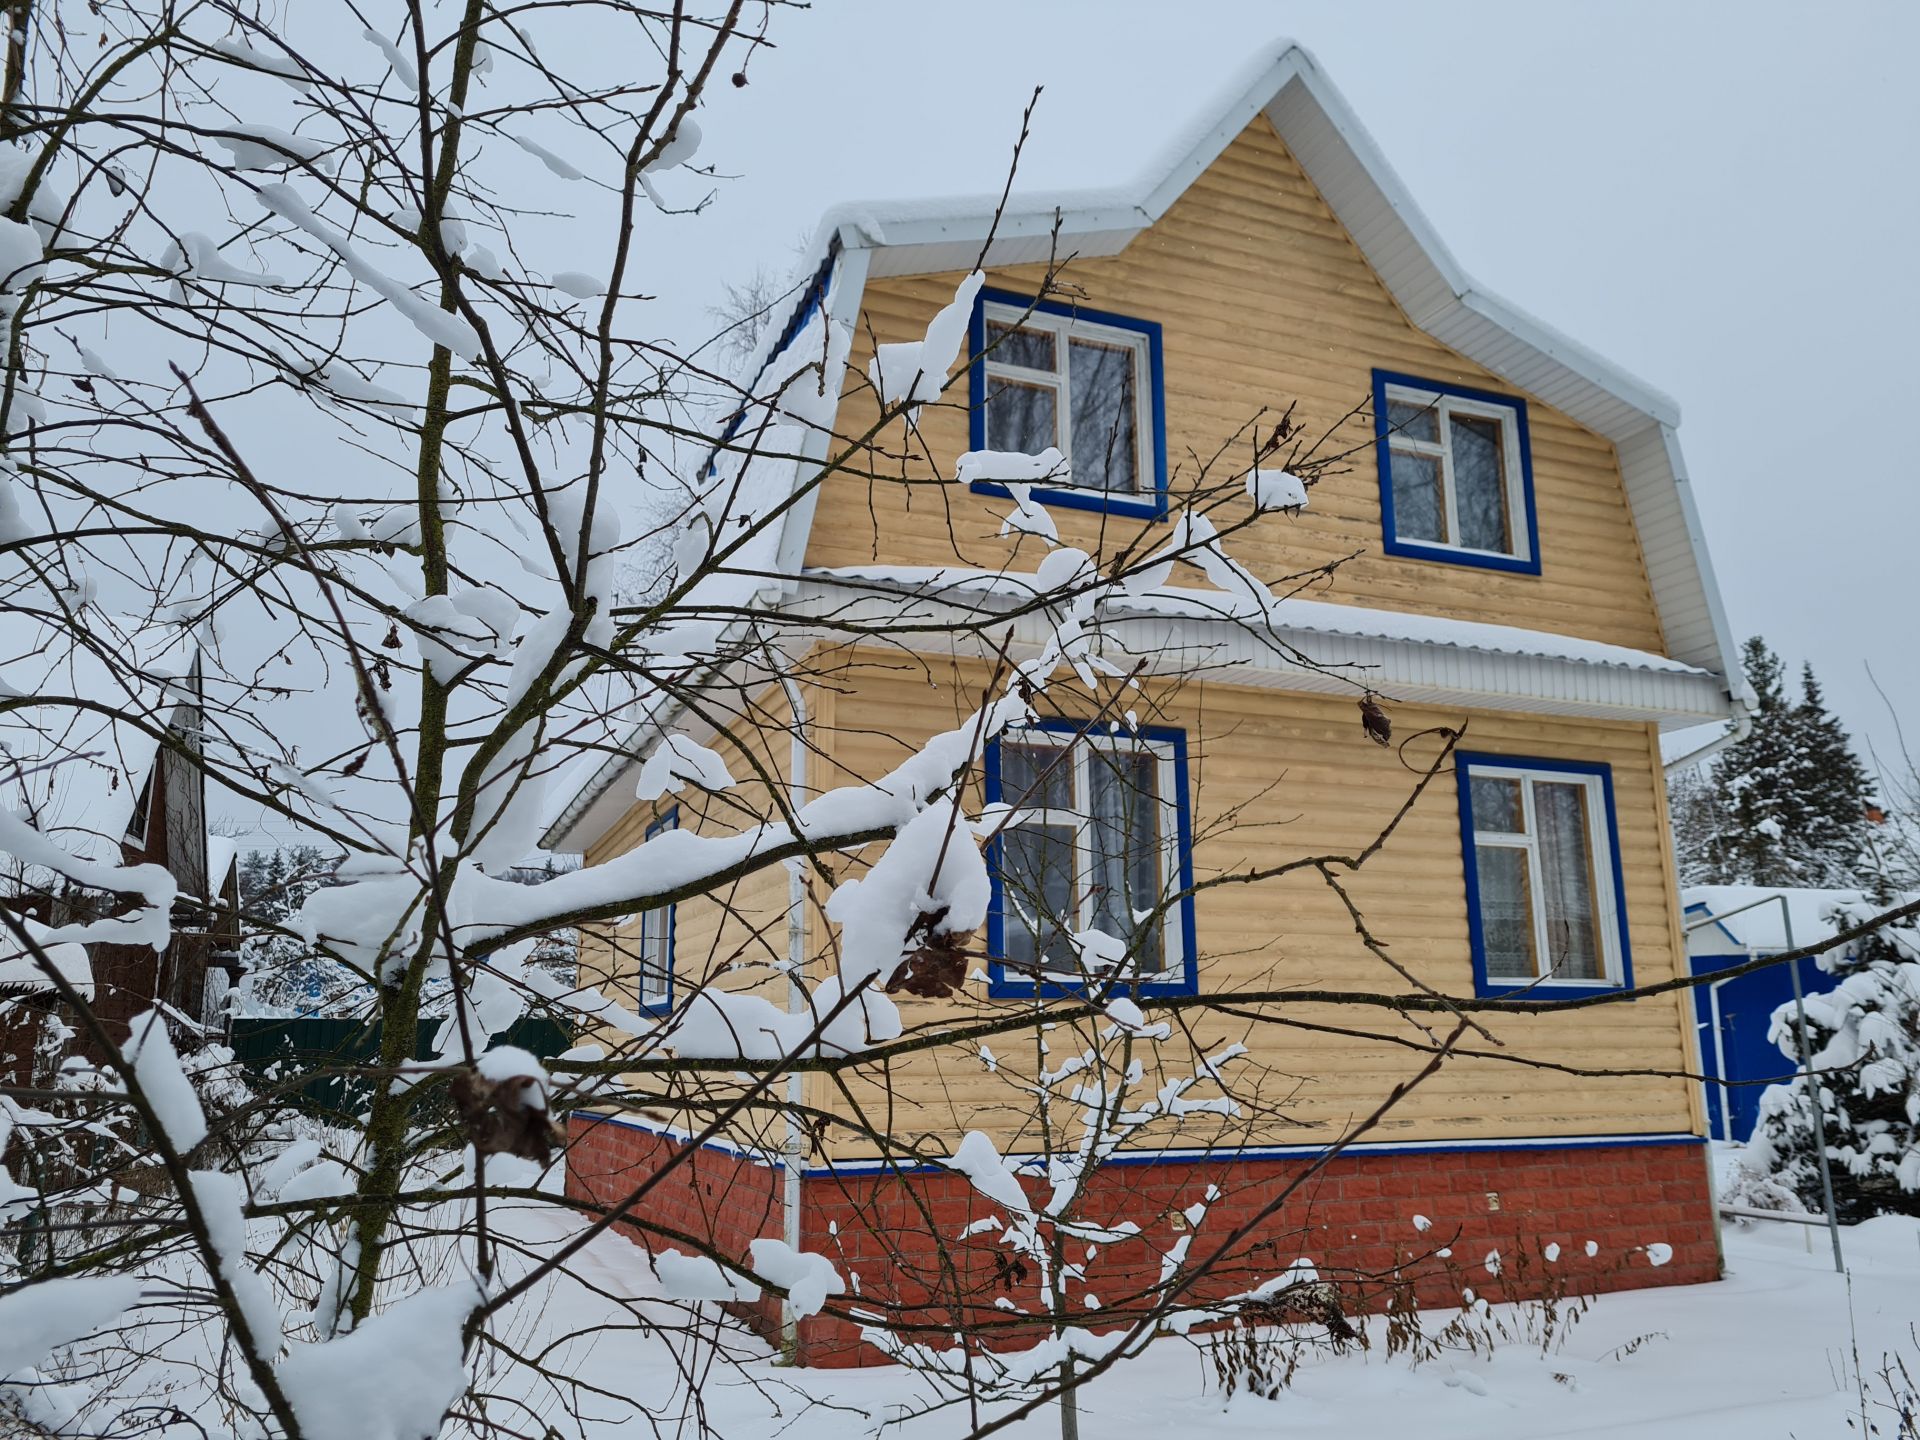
[787,569,1731,733]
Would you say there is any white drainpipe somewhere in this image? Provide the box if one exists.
[767,643,810,1356]
[1663,693,1753,775]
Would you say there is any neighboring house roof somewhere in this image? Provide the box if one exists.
[543,40,1745,852]
[1682,885,1869,956]
[0,917,94,999]
[205,835,238,901]
[0,925,93,1006]
[0,607,199,867]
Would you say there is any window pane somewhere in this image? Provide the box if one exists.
[1450,414,1512,553]
[1387,399,1439,444]
[638,910,668,1000]
[1000,742,1071,811]
[1389,450,1445,543]
[1003,822,1076,973]
[1068,338,1138,493]
[986,320,1056,372]
[1470,775,1525,835]
[1475,844,1537,980]
[1087,748,1164,975]
[985,378,1058,455]
[1534,781,1604,980]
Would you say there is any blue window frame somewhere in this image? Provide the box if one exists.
[1454,753,1633,999]
[983,719,1197,999]
[635,809,678,1013]
[1372,370,1541,575]
[967,288,1168,521]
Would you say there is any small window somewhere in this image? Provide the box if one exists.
[124,768,155,846]
[1372,371,1539,574]
[968,290,1167,520]
[986,722,1195,997]
[635,810,677,1012]
[1455,754,1632,997]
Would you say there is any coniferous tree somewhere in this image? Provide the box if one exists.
[234,846,357,1016]
[1667,764,1721,886]
[1691,638,1870,886]
[1739,903,1920,1220]
[1787,665,1874,881]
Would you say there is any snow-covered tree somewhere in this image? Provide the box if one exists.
[234,845,356,1016]
[1739,901,1920,1220]
[1686,638,1871,886]
[3,7,1905,1438]
[0,5,1463,1431]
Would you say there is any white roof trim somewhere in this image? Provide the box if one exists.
[788,571,1730,732]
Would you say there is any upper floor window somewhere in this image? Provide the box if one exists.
[985,721,1196,997]
[635,809,677,1012]
[1455,753,1632,998]
[968,290,1167,521]
[1372,370,1540,575]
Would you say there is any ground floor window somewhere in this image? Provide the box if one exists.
[635,809,677,1011]
[985,721,1195,997]
[1455,753,1631,996]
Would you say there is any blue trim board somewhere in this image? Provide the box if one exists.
[809,1131,1704,1179]
[636,807,679,1016]
[1454,752,1635,1000]
[983,719,1198,1000]
[705,244,839,476]
[968,287,1168,521]
[571,1111,1701,1180]
[1371,369,1542,576]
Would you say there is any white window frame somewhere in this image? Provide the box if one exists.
[634,812,676,1008]
[980,300,1154,497]
[1466,761,1623,987]
[997,728,1187,980]
[1383,381,1531,562]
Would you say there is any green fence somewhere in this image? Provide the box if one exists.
[228,1016,571,1118]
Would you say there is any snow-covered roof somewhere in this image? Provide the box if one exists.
[205,835,238,901]
[0,607,199,866]
[0,917,93,998]
[792,564,1728,727]
[814,565,1706,675]
[1683,885,1868,955]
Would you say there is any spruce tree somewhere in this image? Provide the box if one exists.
[1692,638,1869,886]
[1739,903,1920,1220]
[1787,665,1873,883]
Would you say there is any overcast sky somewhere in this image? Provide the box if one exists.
[641,0,1919,779]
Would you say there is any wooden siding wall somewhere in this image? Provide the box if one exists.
[580,679,831,1147]
[800,656,1699,1159]
[807,116,1667,657]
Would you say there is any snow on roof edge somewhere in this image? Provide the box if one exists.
[807,564,1706,677]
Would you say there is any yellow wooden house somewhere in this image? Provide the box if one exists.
[548,43,1746,1363]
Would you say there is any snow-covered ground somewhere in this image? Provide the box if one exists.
[496,1200,1920,1439]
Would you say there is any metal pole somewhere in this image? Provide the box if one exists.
[1707,971,1736,1142]
[1778,897,1846,1274]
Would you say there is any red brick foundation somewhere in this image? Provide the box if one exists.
[567,1114,1720,1368]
